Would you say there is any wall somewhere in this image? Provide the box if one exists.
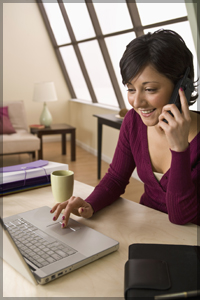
[3,3,70,125]
[185,1,200,67]
[185,1,200,104]
[69,101,119,163]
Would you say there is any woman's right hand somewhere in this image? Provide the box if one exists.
[50,196,94,228]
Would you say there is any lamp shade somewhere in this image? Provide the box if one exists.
[32,82,58,102]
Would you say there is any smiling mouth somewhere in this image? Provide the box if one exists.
[140,109,156,114]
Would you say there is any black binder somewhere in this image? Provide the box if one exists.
[124,244,200,299]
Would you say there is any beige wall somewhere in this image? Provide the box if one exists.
[185,1,200,66]
[3,3,70,125]
[69,101,119,162]
[3,2,120,162]
[185,2,200,103]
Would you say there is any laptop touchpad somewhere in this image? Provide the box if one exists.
[47,220,81,235]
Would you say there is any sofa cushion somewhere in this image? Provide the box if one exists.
[0,106,16,134]
[6,101,29,131]
[1,129,40,154]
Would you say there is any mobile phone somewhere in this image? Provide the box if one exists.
[163,67,194,123]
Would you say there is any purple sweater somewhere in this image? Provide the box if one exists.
[86,109,200,225]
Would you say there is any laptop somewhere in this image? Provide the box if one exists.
[1,206,119,285]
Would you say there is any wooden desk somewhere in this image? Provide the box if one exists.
[2,181,197,298]
[93,114,122,179]
[30,124,76,161]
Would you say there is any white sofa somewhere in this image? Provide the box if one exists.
[0,101,40,158]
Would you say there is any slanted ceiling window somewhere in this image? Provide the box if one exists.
[38,1,197,110]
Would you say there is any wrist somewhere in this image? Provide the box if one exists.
[170,143,190,154]
[170,142,189,152]
[87,202,94,215]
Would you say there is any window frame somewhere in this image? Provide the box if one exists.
[37,0,188,109]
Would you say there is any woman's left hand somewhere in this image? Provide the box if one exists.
[158,88,191,152]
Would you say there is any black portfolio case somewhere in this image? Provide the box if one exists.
[124,244,200,299]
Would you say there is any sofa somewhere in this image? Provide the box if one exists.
[0,100,40,158]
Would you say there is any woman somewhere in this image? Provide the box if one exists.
[51,29,200,226]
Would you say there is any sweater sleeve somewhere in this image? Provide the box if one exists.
[85,113,136,213]
[166,145,200,225]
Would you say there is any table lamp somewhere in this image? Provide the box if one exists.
[32,82,58,127]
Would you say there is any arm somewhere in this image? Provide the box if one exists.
[86,113,136,213]
[166,145,200,225]
[51,111,136,227]
[159,88,200,225]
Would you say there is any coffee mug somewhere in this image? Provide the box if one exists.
[51,170,74,203]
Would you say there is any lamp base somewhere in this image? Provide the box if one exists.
[40,102,52,127]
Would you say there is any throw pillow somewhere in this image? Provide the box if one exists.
[0,106,16,134]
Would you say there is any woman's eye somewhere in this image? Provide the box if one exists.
[145,88,156,92]
[127,89,135,93]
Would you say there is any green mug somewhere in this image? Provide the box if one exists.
[51,170,74,203]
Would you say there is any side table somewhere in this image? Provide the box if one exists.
[30,124,76,161]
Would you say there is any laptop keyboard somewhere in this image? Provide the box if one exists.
[5,218,77,268]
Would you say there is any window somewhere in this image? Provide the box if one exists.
[79,40,118,107]
[63,2,95,41]
[93,1,132,35]
[38,1,197,109]
[59,46,92,101]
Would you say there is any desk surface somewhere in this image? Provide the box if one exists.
[2,180,198,298]
[93,113,123,128]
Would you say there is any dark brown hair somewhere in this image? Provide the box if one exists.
[120,29,198,105]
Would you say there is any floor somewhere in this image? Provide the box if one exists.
[2,141,144,203]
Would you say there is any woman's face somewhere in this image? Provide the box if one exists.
[127,65,174,127]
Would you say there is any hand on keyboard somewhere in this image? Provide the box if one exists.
[50,196,94,228]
